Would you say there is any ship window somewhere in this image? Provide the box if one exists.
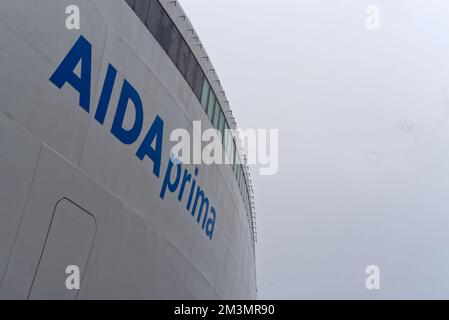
[167,25,181,64]
[224,121,230,147]
[231,142,236,170]
[236,152,240,176]
[147,0,163,37]
[177,39,190,78]
[193,67,204,100]
[218,111,225,144]
[186,50,197,90]
[213,101,220,128]
[207,92,216,121]
[134,0,150,23]
[201,79,210,110]
[146,0,154,13]
[233,144,238,174]
[226,123,235,164]
[226,135,233,165]
[126,0,136,9]
[158,11,172,52]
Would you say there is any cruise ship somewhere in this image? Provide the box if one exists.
[0,0,257,299]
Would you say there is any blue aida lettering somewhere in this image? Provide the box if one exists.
[49,35,92,112]
[160,158,216,239]
[95,64,117,125]
[111,79,144,145]
[136,115,164,178]
[49,35,216,240]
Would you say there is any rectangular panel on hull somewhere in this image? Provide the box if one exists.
[28,199,96,300]
[0,146,130,299]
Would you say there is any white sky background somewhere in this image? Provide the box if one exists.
[180,0,449,299]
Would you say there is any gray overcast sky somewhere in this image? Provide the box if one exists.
[180,0,449,299]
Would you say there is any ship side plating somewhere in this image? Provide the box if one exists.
[0,0,256,299]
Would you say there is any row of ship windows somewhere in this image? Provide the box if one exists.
[124,0,253,217]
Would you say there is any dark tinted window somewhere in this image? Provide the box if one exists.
[224,121,230,152]
[147,0,163,37]
[125,0,136,8]
[213,102,220,128]
[218,111,225,143]
[177,39,190,77]
[207,91,216,120]
[186,50,197,89]
[201,79,210,110]
[134,0,150,23]
[158,12,172,52]
[229,138,235,167]
[193,67,204,100]
[167,25,181,64]
[233,145,238,173]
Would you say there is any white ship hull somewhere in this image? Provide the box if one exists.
[0,0,256,299]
